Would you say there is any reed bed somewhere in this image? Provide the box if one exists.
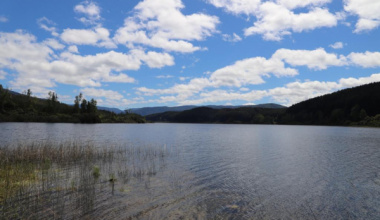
[0,141,170,219]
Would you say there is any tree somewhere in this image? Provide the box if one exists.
[74,93,83,113]
[87,98,97,113]
[47,91,59,113]
[0,85,11,113]
[81,99,87,113]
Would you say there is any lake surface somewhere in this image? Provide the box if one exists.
[1,123,380,219]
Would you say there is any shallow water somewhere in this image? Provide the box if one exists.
[1,123,379,219]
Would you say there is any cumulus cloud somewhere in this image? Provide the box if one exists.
[81,88,124,100]
[61,27,116,48]
[244,3,337,41]
[114,0,219,53]
[272,48,347,70]
[344,0,380,32]
[348,51,380,68]
[0,31,173,94]
[74,1,101,25]
[207,0,337,41]
[329,42,344,49]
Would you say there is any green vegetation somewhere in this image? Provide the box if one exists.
[0,141,169,219]
[146,106,284,124]
[280,82,380,126]
[0,85,145,123]
[146,82,380,127]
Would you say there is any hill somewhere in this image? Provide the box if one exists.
[0,85,145,123]
[129,103,285,116]
[146,106,285,124]
[146,82,380,126]
[279,82,380,126]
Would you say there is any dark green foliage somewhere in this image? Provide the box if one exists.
[146,107,284,124]
[281,82,380,126]
[0,85,145,124]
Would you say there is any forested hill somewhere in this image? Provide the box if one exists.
[0,85,145,123]
[280,82,380,126]
[146,82,380,126]
[129,103,284,116]
[146,107,285,124]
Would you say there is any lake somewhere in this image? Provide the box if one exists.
[1,123,379,219]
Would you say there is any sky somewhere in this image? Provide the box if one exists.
[1,0,380,109]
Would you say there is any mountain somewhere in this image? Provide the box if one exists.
[129,103,285,116]
[280,81,380,126]
[97,106,123,114]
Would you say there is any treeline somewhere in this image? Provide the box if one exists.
[146,82,380,127]
[0,85,145,123]
[146,107,285,124]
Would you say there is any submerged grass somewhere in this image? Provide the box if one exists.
[0,141,169,219]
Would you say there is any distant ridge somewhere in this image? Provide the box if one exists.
[129,103,285,116]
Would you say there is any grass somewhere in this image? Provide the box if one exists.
[0,141,169,219]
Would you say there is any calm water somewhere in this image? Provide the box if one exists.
[1,123,380,219]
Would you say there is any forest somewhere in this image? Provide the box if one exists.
[0,85,145,123]
[146,82,380,127]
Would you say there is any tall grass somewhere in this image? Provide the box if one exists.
[0,141,169,219]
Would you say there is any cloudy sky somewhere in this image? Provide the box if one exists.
[1,0,380,108]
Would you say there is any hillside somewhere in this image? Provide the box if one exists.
[0,85,145,123]
[146,82,380,126]
[129,103,285,116]
[146,106,285,124]
[280,82,380,126]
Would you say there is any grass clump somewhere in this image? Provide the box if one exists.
[92,166,100,178]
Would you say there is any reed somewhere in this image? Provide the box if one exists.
[0,141,170,219]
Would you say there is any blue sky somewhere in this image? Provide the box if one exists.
[1,0,380,108]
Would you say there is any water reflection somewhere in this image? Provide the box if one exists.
[0,123,379,219]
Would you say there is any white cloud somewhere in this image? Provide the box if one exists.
[339,73,380,87]
[131,49,175,68]
[61,27,117,48]
[272,48,347,70]
[222,33,242,42]
[0,31,174,93]
[344,0,380,32]
[329,42,344,49]
[210,56,297,87]
[114,0,219,53]
[348,51,380,68]
[37,17,59,37]
[0,16,8,23]
[67,45,79,53]
[269,81,340,105]
[206,0,261,15]
[245,3,337,41]
[208,0,337,41]
[81,88,124,100]
[74,1,101,25]
[178,89,267,105]
[43,39,65,50]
